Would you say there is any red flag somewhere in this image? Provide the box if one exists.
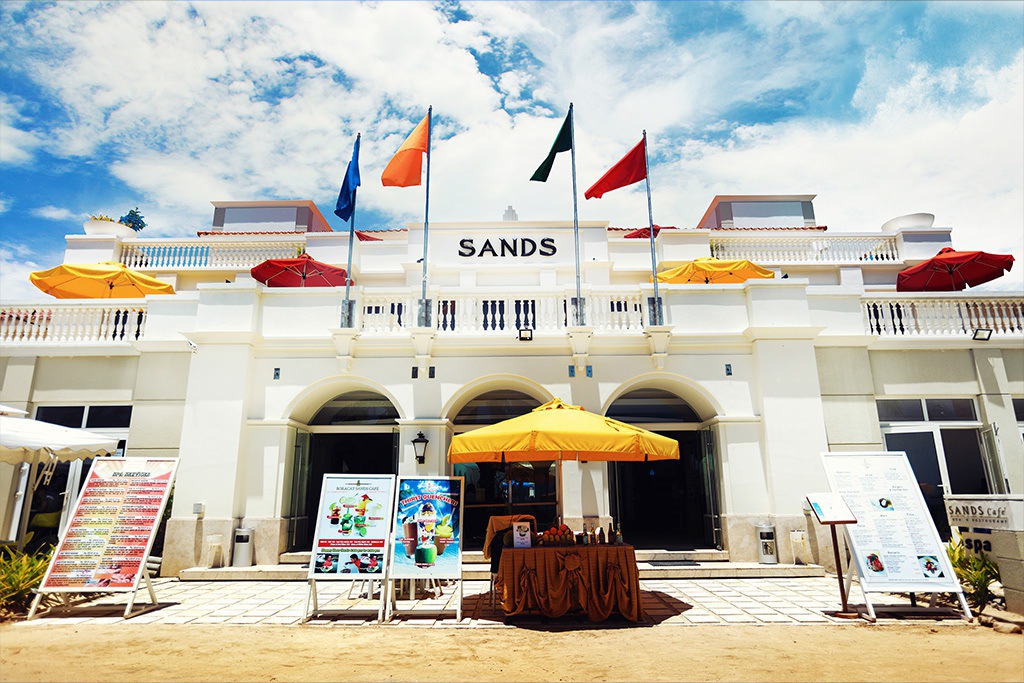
[584,139,646,199]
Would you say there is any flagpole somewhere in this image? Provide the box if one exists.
[568,102,583,326]
[342,133,360,327]
[642,130,661,325]
[420,105,432,327]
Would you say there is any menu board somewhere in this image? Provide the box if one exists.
[389,476,464,580]
[821,451,960,593]
[308,474,395,580]
[39,458,177,592]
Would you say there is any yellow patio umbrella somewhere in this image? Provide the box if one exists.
[29,261,175,299]
[448,398,679,463]
[654,257,775,284]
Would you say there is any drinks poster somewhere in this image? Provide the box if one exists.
[389,476,464,580]
[821,451,960,593]
[308,474,395,580]
[39,458,177,592]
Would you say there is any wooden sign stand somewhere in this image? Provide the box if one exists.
[807,493,860,619]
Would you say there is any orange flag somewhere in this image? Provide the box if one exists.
[381,113,430,187]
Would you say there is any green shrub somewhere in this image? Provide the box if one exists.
[946,535,1000,612]
[0,546,54,617]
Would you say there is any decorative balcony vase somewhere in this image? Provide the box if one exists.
[84,219,137,239]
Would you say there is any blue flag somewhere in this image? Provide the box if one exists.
[334,134,361,221]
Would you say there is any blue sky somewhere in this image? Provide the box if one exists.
[1,0,1022,299]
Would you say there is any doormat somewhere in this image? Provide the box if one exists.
[646,560,699,567]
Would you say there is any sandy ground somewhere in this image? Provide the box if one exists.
[1,621,1022,682]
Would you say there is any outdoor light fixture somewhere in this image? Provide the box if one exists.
[412,431,429,464]
[518,328,534,341]
[972,328,993,341]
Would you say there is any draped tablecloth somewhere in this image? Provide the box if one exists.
[495,545,644,622]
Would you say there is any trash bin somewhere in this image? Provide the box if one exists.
[232,527,254,567]
[756,523,778,564]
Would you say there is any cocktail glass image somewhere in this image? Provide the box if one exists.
[402,518,418,557]
[414,542,437,567]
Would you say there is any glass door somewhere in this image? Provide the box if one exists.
[286,430,310,551]
[883,431,950,539]
[700,427,722,550]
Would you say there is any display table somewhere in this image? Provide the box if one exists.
[495,545,644,622]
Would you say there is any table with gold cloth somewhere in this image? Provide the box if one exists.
[495,545,644,622]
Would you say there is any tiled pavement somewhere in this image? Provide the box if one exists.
[14,576,922,628]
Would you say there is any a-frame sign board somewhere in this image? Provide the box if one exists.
[302,474,396,623]
[385,476,465,622]
[821,451,971,621]
[28,457,178,620]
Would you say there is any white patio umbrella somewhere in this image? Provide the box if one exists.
[0,415,118,464]
[0,415,118,550]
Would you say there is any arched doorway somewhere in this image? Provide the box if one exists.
[607,388,719,550]
[288,390,400,551]
[449,390,557,549]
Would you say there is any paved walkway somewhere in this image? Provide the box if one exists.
[14,576,930,628]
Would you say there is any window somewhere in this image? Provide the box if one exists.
[876,398,975,422]
[309,391,399,426]
[35,405,132,429]
[85,405,133,428]
[35,406,85,428]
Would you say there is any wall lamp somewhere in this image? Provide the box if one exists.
[972,328,993,341]
[518,328,533,341]
[412,431,429,464]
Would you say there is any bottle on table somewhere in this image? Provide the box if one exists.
[615,524,623,545]
[582,525,590,544]
[597,526,605,545]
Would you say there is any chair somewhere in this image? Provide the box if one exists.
[484,514,536,609]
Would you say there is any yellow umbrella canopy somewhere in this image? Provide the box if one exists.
[29,261,175,299]
[448,398,680,463]
[655,257,775,284]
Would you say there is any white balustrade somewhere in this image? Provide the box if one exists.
[0,303,147,344]
[863,295,1024,337]
[120,238,306,270]
[360,292,419,334]
[711,235,900,263]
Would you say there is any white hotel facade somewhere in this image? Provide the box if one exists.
[1,195,1022,583]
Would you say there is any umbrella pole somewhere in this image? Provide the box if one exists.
[15,452,40,552]
[557,459,564,527]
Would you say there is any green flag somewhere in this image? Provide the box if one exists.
[530,107,573,182]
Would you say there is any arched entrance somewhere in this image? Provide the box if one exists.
[449,390,557,550]
[607,388,719,550]
[287,390,400,551]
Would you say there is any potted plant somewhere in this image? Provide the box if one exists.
[83,208,145,238]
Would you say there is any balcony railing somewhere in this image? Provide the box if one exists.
[0,303,147,344]
[711,235,900,263]
[120,237,306,270]
[360,289,646,335]
[863,295,1024,337]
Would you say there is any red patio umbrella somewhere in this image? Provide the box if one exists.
[250,253,350,288]
[896,247,1014,292]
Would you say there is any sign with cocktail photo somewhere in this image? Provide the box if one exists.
[389,476,464,580]
[308,474,395,580]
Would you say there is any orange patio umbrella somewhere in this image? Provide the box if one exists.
[29,262,175,299]
[448,398,679,463]
[654,257,775,284]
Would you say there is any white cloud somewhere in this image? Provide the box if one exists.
[0,93,42,165]
[0,243,49,302]
[31,205,80,221]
